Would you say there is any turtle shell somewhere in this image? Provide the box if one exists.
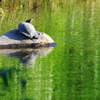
[18,22,38,38]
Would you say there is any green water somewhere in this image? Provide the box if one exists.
[0,0,100,100]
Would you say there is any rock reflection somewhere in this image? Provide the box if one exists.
[0,47,54,66]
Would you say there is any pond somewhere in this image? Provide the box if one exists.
[0,0,100,100]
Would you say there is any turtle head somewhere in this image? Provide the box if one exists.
[25,18,33,23]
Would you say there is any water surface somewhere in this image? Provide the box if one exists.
[0,0,100,100]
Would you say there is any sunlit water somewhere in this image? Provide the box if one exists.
[0,0,100,100]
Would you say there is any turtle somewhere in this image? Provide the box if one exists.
[18,19,38,39]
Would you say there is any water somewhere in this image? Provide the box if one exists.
[0,0,100,100]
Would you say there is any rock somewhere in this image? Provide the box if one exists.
[0,29,56,49]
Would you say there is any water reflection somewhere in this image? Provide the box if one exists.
[21,52,38,66]
[0,68,15,86]
[0,69,9,86]
[0,67,32,99]
[0,47,54,66]
[0,47,54,100]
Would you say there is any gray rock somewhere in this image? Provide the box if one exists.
[0,29,56,49]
